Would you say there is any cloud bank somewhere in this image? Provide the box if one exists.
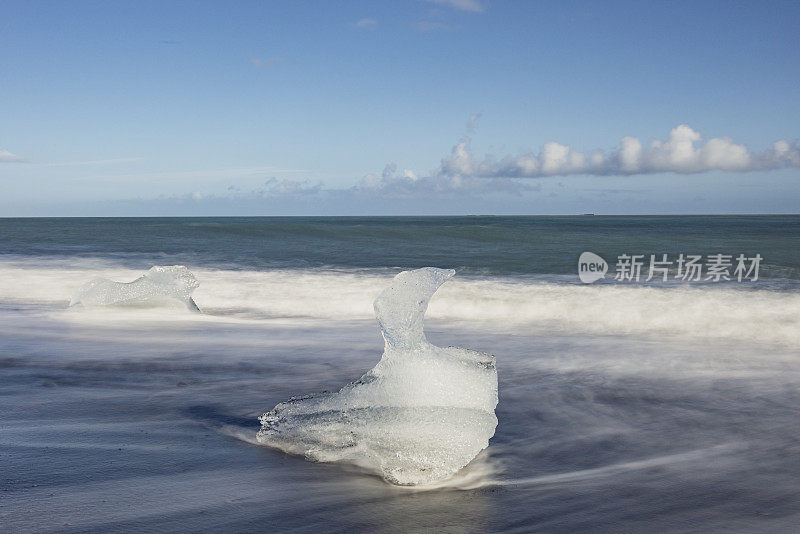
[439,125,800,178]
[174,124,799,204]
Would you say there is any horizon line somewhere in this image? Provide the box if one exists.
[1,213,799,219]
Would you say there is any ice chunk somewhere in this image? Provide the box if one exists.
[257,267,498,486]
[70,265,201,311]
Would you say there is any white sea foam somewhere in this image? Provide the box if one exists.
[0,257,798,347]
[256,268,499,486]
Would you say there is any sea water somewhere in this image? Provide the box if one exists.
[1,216,799,532]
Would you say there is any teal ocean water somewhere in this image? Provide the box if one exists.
[1,215,798,278]
[1,216,799,532]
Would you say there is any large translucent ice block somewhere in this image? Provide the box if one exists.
[257,267,498,485]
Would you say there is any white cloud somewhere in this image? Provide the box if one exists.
[37,157,143,167]
[0,150,27,163]
[466,112,482,133]
[71,166,307,183]
[426,0,485,13]
[256,177,322,198]
[354,18,377,28]
[352,162,536,198]
[438,125,800,177]
[180,177,324,203]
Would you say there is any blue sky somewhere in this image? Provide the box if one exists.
[1,0,799,215]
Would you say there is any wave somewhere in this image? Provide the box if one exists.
[0,257,798,347]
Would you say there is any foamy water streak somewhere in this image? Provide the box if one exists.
[1,257,798,347]
[504,443,746,488]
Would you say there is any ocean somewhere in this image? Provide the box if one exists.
[2,216,799,532]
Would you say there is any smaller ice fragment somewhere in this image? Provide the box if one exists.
[70,265,201,311]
